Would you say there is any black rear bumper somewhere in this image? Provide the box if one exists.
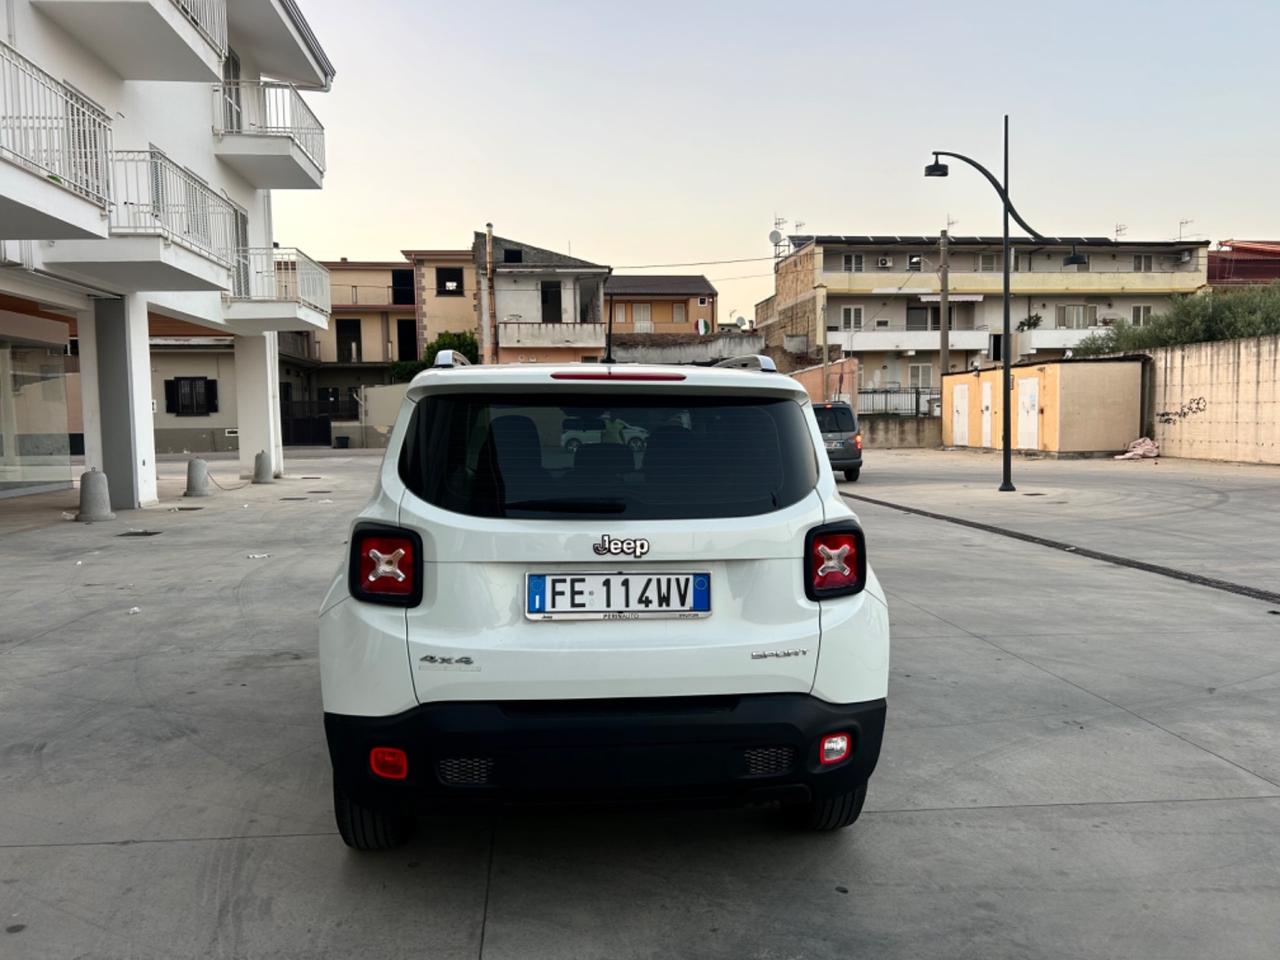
[827,451,863,470]
[326,694,886,810]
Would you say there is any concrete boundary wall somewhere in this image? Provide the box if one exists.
[860,415,940,449]
[1147,335,1280,464]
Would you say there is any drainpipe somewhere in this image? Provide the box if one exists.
[485,223,497,364]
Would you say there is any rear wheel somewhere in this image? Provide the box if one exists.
[565,438,581,455]
[333,782,413,850]
[843,468,861,482]
[784,781,867,831]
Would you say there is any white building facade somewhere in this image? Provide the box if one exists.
[0,0,333,503]
[474,228,610,365]
[763,235,1210,393]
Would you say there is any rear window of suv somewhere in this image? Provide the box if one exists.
[399,392,818,520]
[813,405,857,433]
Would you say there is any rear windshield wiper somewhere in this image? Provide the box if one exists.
[504,498,627,514]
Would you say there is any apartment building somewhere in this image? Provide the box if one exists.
[761,235,1210,391]
[604,275,718,334]
[474,227,610,364]
[0,0,334,503]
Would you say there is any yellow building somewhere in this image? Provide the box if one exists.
[604,275,718,335]
[402,249,479,344]
[942,357,1143,456]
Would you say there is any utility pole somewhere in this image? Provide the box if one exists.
[939,229,950,383]
[815,282,829,399]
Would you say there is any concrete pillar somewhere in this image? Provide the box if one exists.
[0,347,17,470]
[234,332,284,478]
[93,295,158,509]
[76,310,104,472]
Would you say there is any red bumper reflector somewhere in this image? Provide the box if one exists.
[369,746,408,780]
[819,732,851,766]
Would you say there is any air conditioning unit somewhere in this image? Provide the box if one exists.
[877,256,894,269]
[1179,250,1192,263]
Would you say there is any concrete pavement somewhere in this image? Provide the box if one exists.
[1,452,1278,959]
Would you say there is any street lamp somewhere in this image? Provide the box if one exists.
[925,115,1048,492]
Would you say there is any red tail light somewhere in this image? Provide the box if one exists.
[369,746,408,780]
[551,371,686,381]
[804,522,867,600]
[348,524,423,607]
[854,433,863,451]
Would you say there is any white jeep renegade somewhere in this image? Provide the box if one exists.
[319,354,890,850]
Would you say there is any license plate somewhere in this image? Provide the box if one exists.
[825,440,842,449]
[526,572,711,621]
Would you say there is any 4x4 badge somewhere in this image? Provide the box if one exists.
[593,534,650,559]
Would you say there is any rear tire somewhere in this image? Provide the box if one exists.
[333,782,413,850]
[565,438,581,455]
[843,468,861,482]
[784,781,867,831]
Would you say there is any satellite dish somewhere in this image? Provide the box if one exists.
[768,230,783,245]
[736,316,749,330]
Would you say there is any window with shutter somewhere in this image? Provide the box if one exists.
[170,377,216,416]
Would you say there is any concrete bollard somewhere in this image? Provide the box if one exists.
[184,458,211,497]
[251,450,273,484]
[76,468,116,522]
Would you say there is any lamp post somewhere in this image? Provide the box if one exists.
[925,115,1073,492]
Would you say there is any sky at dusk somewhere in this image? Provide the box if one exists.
[273,0,1280,319]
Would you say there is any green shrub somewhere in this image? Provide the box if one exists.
[1072,281,1280,357]
[390,330,480,381]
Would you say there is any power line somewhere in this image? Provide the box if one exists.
[615,255,776,269]
[707,271,776,282]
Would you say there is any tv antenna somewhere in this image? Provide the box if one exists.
[1178,218,1194,240]
[1114,223,1127,241]
[946,213,959,231]
[770,216,789,261]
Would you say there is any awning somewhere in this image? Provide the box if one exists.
[918,294,984,302]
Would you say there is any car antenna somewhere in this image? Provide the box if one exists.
[602,269,616,364]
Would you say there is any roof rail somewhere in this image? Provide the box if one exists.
[433,349,472,369]
[713,354,778,372]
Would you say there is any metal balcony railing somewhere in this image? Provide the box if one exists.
[277,330,317,360]
[0,41,112,206]
[107,149,237,266]
[329,284,416,307]
[213,81,325,171]
[175,0,228,57]
[232,247,331,313]
[0,240,36,269]
[830,321,991,334]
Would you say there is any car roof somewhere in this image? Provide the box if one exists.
[405,362,811,401]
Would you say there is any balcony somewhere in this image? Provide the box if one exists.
[31,0,226,81]
[277,330,318,360]
[44,149,235,291]
[828,326,991,354]
[821,268,1205,297]
[1017,326,1102,354]
[0,42,112,239]
[224,0,333,89]
[225,247,331,331]
[499,321,606,349]
[329,284,416,309]
[213,82,324,189]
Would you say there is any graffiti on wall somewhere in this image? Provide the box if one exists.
[1156,396,1207,425]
